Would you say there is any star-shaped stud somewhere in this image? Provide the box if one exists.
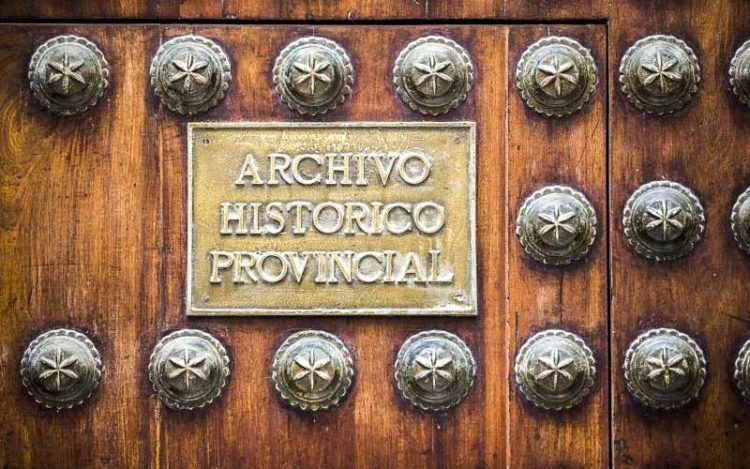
[292,54,332,94]
[292,349,332,391]
[168,348,208,390]
[640,51,682,94]
[537,205,577,242]
[537,54,578,96]
[413,54,454,96]
[534,349,574,391]
[39,347,79,391]
[169,54,210,93]
[47,53,86,95]
[645,199,685,241]
[645,347,686,387]
[414,347,454,391]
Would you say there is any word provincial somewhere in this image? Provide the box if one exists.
[188,123,476,316]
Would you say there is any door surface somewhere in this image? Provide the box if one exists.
[0,2,749,469]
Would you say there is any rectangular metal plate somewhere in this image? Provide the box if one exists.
[187,122,476,316]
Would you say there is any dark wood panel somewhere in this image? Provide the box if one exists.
[155,24,507,468]
[0,25,161,467]
[507,25,609,468]
[0,0,607,20]
[500,0,608,19]
[0,0,745,23]
[0,23,509,468]
[167,0,609,20]
[3,1,749,466]
[0,1,157,19]
[610,1,750,467]
[427,0,608,20]
[199,0,424,20]
[0,0,610,21]
[0,0,425,20]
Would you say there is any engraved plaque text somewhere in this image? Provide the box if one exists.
[188,122,476,316]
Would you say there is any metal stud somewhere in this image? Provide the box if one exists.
[514,329,596,411]
[623,328,706,410]
[731,186,750,255]
[148,329,230,410]
[393,35,474,116]
[20,329,102,410]
[272,330,354,411]
[734,338,750,401]
[28,35,109,116]
[516,185,597,265]
[394,330,476,412]
[150,35,232,115]
[619,35,700,115]
[730,40,750,108]
[273,37,354,116]
[623,180,705,261]
[516,36,598,117]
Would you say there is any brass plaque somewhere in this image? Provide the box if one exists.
[187,122,477,316]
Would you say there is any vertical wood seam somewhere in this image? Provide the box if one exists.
[503,24,512,469]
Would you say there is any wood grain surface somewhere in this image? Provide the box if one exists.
[157,24,507,469]
[0,24,510,468]
[0,25,161,467]
[2,1,750,467]
[507,24,608,469]
[0,0,632,21]
[609,1,750,467]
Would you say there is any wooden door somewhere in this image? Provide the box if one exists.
[0,2,749,469]
[609,2,750,467]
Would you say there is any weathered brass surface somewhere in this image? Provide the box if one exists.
[273,36,353,115]
[516,36,598,117]
[619,35,700,115]
[20,329,102,410]
[514,329,596,411]
[272,330,354,411]
[731,185,750,255]
[730,40,750,108]
[28,35,109,116]
[394,330,476,412]
[393,35,474,116]
[622,180,704,261]
[516,185,597,265]
[734,338,750,401]
[188,122,477,316]
[623,328,706,410]
[148,329,230,410]
[150,35,232,116]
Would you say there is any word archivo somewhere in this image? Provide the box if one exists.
[208,150,455,286]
